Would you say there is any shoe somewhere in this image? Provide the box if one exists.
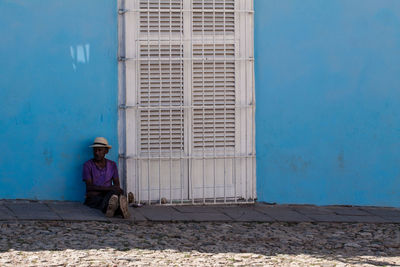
[105,194,119,218]
[128,192,134,204]
[119,195,130,219]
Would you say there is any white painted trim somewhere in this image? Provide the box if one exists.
[119,0,255,204]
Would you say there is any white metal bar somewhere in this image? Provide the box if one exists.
[117,0,127,194]
[121,57,253,61]
[201,0,206,204]
[158,0,162,205]
[182,0,190,204]
[120,104,254,109]
[223,0,227,204]
[180,7,184,204]
[134,37,238,42]
[234,0,239,203]
[212,0,217,204]
[134,0,141,204]
[188,0,194,205]
[241,2,248,199]
[120,154,255,160]
[169,0,173,205]
[250,0,256,200]
[120,8,254,13]
[160,200,255,206]
[147,0,151,205]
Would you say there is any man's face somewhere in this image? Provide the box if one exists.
[93,147,108,161]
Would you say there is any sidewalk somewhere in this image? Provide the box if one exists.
[0,200,399,223]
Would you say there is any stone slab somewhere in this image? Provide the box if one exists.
[360,207,400,218]
[307,214,388,223]
[183,212,232,222]
[173,205,222,213]
[138,206,190,221]
[323,206,371,216]
[129,207,147,222]
[2,201,400,223]
[382,217,400,223]
[254,206,313,222]
[0,204,17,220]
[217,207,275,222]
[7,203,62,220]
[292,206,335,216]
[47,202,109,221]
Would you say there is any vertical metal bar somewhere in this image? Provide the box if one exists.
[212,0,217,204]
[184,0,193,205]
[190,0,194,204]
[233,0,238,203]
[121,0,128,197]
[244,0,249,201]
[250,0,255,201]
[136,0,141,204]
[169,0,173,205]
[158,0,162,205]
[222,0,226,204]
[180,0,185,204]
[147,0,151,205]
[201,0,206,204]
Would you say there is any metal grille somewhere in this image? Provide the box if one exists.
[119,0,255,205]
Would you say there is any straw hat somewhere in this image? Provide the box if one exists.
[89,137,112,149]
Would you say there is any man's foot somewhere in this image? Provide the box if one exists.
[119,195,130,219]
[105,194,119,217]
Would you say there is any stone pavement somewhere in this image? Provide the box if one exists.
[0,200,399,223]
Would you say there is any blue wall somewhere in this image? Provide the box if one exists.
[1,0,399,206]
[255,0,400,207]
[0,0,118,201]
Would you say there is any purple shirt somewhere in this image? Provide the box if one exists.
[82,159,119,187]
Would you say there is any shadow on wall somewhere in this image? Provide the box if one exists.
[72,137,103,200]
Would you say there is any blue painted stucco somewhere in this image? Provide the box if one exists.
[255,0,400,207]
[1,0,399,207]
[0,0,118,201]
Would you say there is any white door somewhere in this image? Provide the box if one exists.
[119,0,255,204]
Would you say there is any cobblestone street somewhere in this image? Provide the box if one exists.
[1,221,399,266]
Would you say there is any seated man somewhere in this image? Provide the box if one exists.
[82,137,130,218]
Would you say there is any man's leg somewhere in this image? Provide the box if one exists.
[118,195,130,219]
[105,194,119,218]
[84,195,105,210]
[101,191,120,217]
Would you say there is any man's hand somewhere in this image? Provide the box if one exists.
[111,185,124,195]
[86,183,123,195]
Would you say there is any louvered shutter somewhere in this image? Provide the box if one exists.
[140,0,183,34]
[192,44,236,149]
[190,0,238,199]
[139,44,184,152]
[192,0,235,34]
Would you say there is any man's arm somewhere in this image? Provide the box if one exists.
[111,176,124,194]
[85,178,122,194]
